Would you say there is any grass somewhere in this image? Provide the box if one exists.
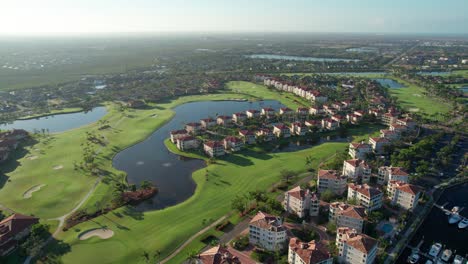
[385,77,452,120]
[226,81,310,108]
[0,80,380,263]
[57,142,346,264]
[280,72,388,78]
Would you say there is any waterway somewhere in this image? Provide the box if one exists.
[0,107,107,133]
[397,183,468,263]
[112,100,285,211]
[246,54,360,62]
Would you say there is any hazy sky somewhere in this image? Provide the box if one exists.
[1,0,467,35]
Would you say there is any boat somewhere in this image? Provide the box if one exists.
[441,249,453,262]
[449,213,462,224]
[425,260,433,264]
[452,206,460,213]
[408,252,420,264]
[457,218,468,229]
[429,243,442,257]
[453,255,465,264]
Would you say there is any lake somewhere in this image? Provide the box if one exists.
[398,183,468,263]
[0,107,107,133]
[246,54,360,62]
[372,78,405,89]
[112,100,285,211]
[346,47,378,53]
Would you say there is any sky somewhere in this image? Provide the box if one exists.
[1,0,467,35]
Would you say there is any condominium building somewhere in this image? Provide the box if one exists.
[288,238,333,264]
[176,136,200,151]
[283,186,320,218]
[377,166,409,185]
[342,159,371,183]
[336,227,378,264]
[347,184,383,212]
[249,211,287,251]
[317,170,347,195]
[329,202,366,233]
[348,142,372,160]
[387,180,422,211]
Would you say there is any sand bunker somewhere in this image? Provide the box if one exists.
[79,228,114,240]
[23,184,46,198]
[409,108,420,112]
[53,165,63,170]
[27,155,38,160]
[412,94,422,97]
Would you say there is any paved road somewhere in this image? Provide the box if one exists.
[219,216,251,244]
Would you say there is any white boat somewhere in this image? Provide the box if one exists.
[449,213,462,224]
[425,260,433,264]
[408,252,420,264]
[453,255,465,264]
[429,243,442,257]
[457,218,468,229]
[441,249,453,262]
[452,206,460,213]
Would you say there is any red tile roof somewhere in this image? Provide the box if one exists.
[348,184,382,198]
[0,214,39,245]
[198,245,242,264]
[338,227,378,254]
[250,211,285,232]
[289,238,332,264]
[318,170,341,180]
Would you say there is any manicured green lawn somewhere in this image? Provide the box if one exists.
[387,77,452,120]
[57,142,346,264]
[226,81,310,108]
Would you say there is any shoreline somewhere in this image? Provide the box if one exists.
[17,108,86,120]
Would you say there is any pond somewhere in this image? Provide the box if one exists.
[323,72,386,76]
[372,78,405,89]
[246,54,360,62]
[112,100,285,211]
[417,71,451,76]
[0,107,107,133]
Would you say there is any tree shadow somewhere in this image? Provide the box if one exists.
[121,206,144,221]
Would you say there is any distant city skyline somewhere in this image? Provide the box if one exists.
[1,0,468,35]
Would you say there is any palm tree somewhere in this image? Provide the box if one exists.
[186,250,199,264]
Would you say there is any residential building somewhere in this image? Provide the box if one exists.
[381,112,398,126]
[0,214,39,256]
[273,124,291,138]
[377,166,409,184]
[342,159,371,183]
[368,137,390,154]
[336,227,378,264]
[203,141,225,157]
[288,238,333,264]
[347,184,383,212]
[246,109,260,119]
[249,211,287,251]
[223,136,244,152]
[310,91,328,103]
[200,118,216,129]
[348,142,372,160]
[346,113,360,125]
[232,112,247,124]
[197,245,256,264]
[216,115,232,127]
[239,130,256,144]
[317,170,347,195]
[290,122,308,136]
[261,108,276,119]
[283,186,320,218]
[321,119,339,130]
[387,181,422,211]
[331,115,344,124]
[279,107,294,118]
[329,202,366,233]
[170,129,188,144]
[126,99,145,108]
[256,128,275,142]
[396,117,416,130]
[309,107,324,115]
[176,136,200,151]
[297,107,309,116]
[305,120,320,131]
[380,129,399,141]
[185,122,202,135]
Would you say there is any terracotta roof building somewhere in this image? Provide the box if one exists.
[0,214,39,256]
[249,211,287,251]
[288,238,333,264]
[284,186,320,218]
[329,202,366,233]
[387,180,422,211]
[347,184,383,212]
[317,170,347,195]
[336,227,378,264]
